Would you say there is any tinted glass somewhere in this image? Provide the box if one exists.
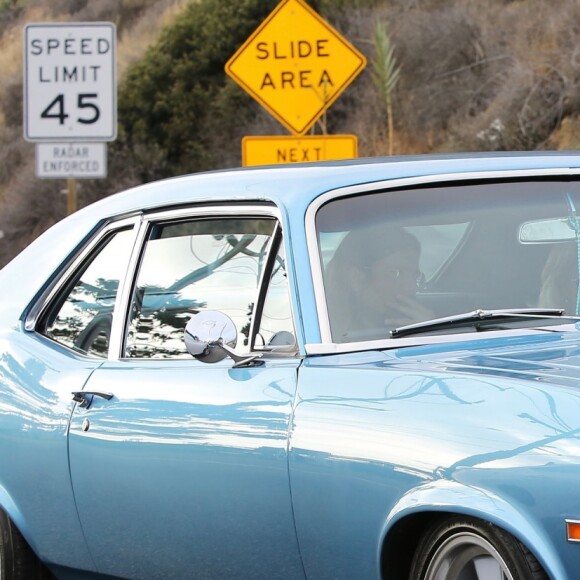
[317,181,580,342]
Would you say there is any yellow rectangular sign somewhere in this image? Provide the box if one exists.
[242,135,358,166]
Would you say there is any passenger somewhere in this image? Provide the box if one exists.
[324,224,432,342]
[538,242,579,315]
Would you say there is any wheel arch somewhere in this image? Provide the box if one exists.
[0,483,27,535]
[378,480,562,580]
[0,490,56,579]
[0,483,38,554]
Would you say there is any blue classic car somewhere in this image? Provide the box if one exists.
[3,153,580,579]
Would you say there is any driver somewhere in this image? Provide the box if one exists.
[324,224,432,342]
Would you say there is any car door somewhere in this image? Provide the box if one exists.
[67,207,304,579]
[9,219,139,573]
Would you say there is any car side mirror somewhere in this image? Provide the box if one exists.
[184,310,263,367]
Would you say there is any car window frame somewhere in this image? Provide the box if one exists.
[26,216,142,358]
[117,204,298,361]
[305,169,580,354]
[249,222,298,355]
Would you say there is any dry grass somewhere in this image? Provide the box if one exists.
[350,0,580,154]
[547,115,580,150]
[117,0,189,79]
[0,5,51,114]
[0,22,22,79]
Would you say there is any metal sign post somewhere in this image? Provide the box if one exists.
[67,178,77,215]
[24,22,116,214]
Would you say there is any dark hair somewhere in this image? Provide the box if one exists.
[330,225,420,271]
[323,224,421,341]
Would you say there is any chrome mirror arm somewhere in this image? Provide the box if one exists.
[209,340,263,368]
[184,311,263,367]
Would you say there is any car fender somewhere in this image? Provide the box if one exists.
[379,478,565,580]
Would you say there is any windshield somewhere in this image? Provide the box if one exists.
[316,180,580,343]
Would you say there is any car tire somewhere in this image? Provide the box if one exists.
[410,516,548,580]
[0,510,53,579]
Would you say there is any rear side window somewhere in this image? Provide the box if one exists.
[40,228,134,357]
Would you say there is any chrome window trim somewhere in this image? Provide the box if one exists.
[142,204,281,223]
[305,324,580,356]
[305,168,580,351]
[247,222,281,350]
[25,216,142,334]
[108,216,149,360]
[118,204,284,361]
[249,223,299,355]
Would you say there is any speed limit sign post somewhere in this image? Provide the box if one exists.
[23,22,116,142]
[24,22,116,213]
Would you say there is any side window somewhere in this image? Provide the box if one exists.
[255,242,296,351]
[125,217,276,359]
[41,227,134,357]
[406,223,470,281]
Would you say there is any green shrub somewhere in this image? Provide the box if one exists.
[114,0,279,180]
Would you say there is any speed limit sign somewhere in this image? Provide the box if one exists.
[24,23,116,142]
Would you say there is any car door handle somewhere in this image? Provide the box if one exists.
[72,390,114,409]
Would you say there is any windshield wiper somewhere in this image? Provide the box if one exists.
[390,308,576,338]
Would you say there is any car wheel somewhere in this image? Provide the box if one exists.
[0,510,52,579]
[410,516,548,580]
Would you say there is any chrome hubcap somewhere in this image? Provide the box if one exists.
[425,532,514,580]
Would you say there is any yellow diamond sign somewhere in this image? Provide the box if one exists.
[225,0,367,135]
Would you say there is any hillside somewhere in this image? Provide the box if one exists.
[0,0,188,264]
[1,0,580,266]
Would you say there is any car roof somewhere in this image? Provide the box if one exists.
[82,151,580,220]
[3,151,580,329]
